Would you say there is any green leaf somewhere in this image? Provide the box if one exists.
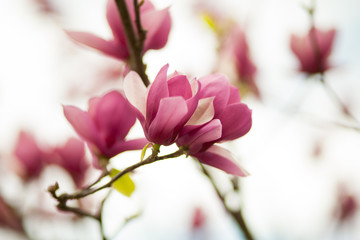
[110,169,135,197]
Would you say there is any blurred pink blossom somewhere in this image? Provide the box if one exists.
[67,0,171,61]
[225,27,259,97]
[290,27,336,75]
[52,138,90,187]
[192,207,206,229]
[63,91,148,167]
[334,184,358,223]
[14,131,49,180]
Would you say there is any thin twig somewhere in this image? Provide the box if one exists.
[48,147,186,220]
[199,163,254,240]
[115,0,149,86]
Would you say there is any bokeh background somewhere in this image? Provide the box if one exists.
[1,0,360,239]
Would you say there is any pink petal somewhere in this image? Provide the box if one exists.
[198,74,230,117]
[167,74,192,99]
[219,103,252,141]
[63,105,102,147]
[66,31,128,60]
[147,96,188,145]
[142,7,171,51]
[123,71,147,121]
[14,131,45,179]
[146,64,170,123]
[93,91,136,146]
[186,97,214,126]
[178,119,222,154]
[193,145,249,177]
[106,0,127,46]
[107,138,149,157]
[228,86,241,105]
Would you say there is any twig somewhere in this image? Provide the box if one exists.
[199,163,254,240]
[48,147,186,219]
[115,0,150,86]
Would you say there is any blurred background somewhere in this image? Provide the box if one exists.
[1,0,360,239]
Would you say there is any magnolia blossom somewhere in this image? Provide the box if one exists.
[63,91,148,166]
[52,138,89,187]
[67,0,171,61]
[177,74,252,176]
[290,27,336,74]
[227,27,259,97]
[123,65,211,145]
[14,131,48,180]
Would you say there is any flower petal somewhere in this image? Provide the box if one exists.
[186,97,214,126]
[66,31,128,60]
[63,105,102,147]
[93,91,136,146]
[147,96,188,145]
[107,138,149,157]
[123,71,147,121]
[193,145,249,176]
[198,74,230,117]
[178,119,222,154]
[142,7,171,51]
[146,64,170,123]
[167,75,192,99]
[219,103,252,141]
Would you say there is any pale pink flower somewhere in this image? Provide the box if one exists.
[52,138,89,187]
[14,131,48,180]
[290,27,336,74]
[67,0,171,61]
[177,74,252,176]
[63,91,148,166]
[123,65,210,145]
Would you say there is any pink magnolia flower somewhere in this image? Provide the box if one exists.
[63,91,148,166]
[52,138,89,187]
[226,27,259,97]
[123,65,212,145]
[290,27,336,74]
[177,74,252,176]
[67,0,171,61]
[14,131,49,180]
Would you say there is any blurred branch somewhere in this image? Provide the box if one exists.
[199,163,254,240]
[48,147,186,218]
[115,0,149,86]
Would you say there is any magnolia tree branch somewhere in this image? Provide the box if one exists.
[199,163,254,240]
[115,0,150,86]
[48,147,186,219]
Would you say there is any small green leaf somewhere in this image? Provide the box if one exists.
[110,169,135,197]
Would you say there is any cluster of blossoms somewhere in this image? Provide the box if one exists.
[14,131,89,188]
[62,0,253,176]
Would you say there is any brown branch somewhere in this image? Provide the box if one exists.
[48,146,186,219]
[199,163,254,240]
[115,0,149,86]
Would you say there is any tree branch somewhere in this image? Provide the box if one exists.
[115,0,150,86]
[199,163,254,240]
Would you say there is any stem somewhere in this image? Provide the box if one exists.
[199,163,254,240]
[319,75,359,123]
[114,0,149,86]
[48,147,185,218]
